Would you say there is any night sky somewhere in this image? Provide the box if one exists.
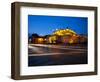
[28,15,88,36]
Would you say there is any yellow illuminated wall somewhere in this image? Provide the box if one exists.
[49,35,57,43]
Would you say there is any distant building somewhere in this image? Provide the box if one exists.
[29,28,87,44]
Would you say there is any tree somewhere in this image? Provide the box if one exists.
[32,33,39,38]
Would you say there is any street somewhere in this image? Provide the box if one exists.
[28,44,87,66]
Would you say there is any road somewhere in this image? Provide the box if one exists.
[28,44,87,66]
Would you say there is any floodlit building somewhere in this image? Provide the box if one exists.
[29,28,87,44]
[48,28,87,44]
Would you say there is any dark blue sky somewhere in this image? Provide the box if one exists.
[28,15,88,36]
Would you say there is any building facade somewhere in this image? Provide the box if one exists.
[29,28,87,44]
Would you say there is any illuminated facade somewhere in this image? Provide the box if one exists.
[48,28,87,44]
[48,28,84,44]
[30,28,87,44]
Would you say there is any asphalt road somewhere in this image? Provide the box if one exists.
[28,44,87,66]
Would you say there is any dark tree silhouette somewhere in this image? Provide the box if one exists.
[32,33,39,38]
[44,35,51,38]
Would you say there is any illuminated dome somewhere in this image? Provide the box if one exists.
[53,29,76,36]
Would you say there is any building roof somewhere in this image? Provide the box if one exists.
[53,29,76,36]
